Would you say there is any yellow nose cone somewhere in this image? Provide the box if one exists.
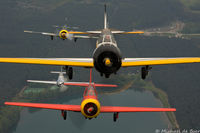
[105,58,111,66]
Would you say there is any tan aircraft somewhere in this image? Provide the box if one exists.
[0,5,200,80]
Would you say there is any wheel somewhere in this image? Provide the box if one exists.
[63,111,67,120]
[100,73,103,77]
[113,112,118,122]
[105,74,110,78]
[68,67,73,80]
[113,114,117,122]
[61,110,67,120]
[51,36,54,40]
[63,66,68,70]
[74,38,78,42]
[141,67,147,80]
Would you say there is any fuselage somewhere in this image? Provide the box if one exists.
[93,29,122,77]
[80,84,101,118]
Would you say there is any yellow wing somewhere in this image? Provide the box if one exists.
[122,57,200,67]
[0,57,200,68]
[0,58,93,67]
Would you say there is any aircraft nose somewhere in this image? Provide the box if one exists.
[62,33,66,38]
[57,81,63,86]
[87,107,94,114]
[104,58,112,66]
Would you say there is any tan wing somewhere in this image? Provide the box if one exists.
[122,57,200,67]
[73,35,98,39]
[0,58,93,67]
[24,30,57,36]
[69,30,145,34]
[68,31,91,34]
[111,31,144,34]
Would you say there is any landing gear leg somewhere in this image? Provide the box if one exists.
[61,110,67,120]
[63,66,73,80]
[113,112,119,122]
[68,67,73,80]
[74,38,78,42]
[51,36,54,40]
[141,65,152,80]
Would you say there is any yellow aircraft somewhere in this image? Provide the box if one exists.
[1,5,200,80]
[24,24,97,42]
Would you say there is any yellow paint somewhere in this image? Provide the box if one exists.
[81,99,101,118]
[122,58,200,67]
[0,58,94,67]
[59,30,68,39]
[1,57,200,69]
[105,58,111,66]
[69,31,89,34]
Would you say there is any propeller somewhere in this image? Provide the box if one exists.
[53,25,79,30]
[53,17,80,30]
[66,33,74,40]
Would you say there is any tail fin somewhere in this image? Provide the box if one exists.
[104,4,108,29]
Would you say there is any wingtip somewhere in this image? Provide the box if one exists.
[167,108,176,112]
[113,85,118,87]
[4,102,10,105]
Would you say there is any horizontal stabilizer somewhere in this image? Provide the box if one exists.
[27,80,57,85]
[63,82,117,87]
[63,82,89,86]
[50,71,66,74]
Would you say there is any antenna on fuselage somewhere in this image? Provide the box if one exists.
[89,68,92,84]
[104,4,108,29]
